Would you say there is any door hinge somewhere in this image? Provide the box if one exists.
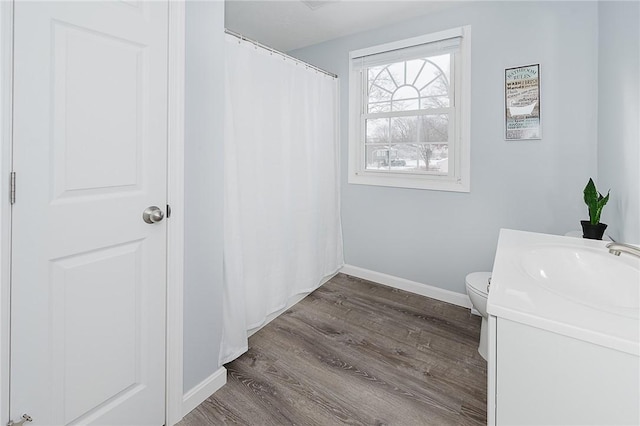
[10,172,16,205]
[166,204,171,218]
[7,414,32,426]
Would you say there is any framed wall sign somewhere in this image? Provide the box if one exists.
[505,64,541,140]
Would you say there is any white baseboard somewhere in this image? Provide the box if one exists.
[247,270,339,337]
[340,264,472,309]
[182,366,227,417]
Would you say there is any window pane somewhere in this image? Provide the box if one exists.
[390,116,418,144]
[392,98,420,112]
[405,59,425,87]
[414,54,450,92]
[391,86,420,111]
[365,146,391,170]
[388,144,420,171]
[418,143,449,173]
[368,83,392,104]
[365,118,389,144]
[419,114,449,143]
[368,66,396,93]
[368,100,391,113]
[419,75,449,98]
[389,114,449,144]
[421,95,450,109]
[386,62,404,86]
[393,85,419,101]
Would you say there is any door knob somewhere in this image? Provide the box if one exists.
[143,206,164,224]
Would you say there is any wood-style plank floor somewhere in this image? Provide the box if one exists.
[179,273,487,425]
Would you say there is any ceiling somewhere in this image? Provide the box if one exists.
[225,1,461,52]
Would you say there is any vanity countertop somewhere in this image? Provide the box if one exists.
[488,229,640,356]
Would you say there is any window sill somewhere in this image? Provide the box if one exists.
[348,171,470,192]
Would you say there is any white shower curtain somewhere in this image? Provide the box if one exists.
[219,35,344,364]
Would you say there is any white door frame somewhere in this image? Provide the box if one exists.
[165,1,186,425]
[0,2,14,425]
[0,2,185,425]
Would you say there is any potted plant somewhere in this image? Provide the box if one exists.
[581,178,610,240]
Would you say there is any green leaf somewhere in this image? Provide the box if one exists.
[583,178,598,206]
[592,190,610,224]
[583,178,599,224]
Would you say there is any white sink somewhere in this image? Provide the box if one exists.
[520,245,640,317]
[488,229,640,356]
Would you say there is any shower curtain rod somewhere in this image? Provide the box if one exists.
[224,29,338,79]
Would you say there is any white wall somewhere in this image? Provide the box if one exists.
[597,1,640,244]
[184,1,225,392]
[291,1,599,294]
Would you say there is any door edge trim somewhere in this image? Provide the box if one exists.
[165,2,186,425]
[0,1,14,424]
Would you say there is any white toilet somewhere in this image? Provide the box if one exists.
[466,271,492,360]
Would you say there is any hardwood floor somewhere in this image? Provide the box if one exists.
[179,273,487,425]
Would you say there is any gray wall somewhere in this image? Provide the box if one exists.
[291,1,599,294]
[184,1,225,392]
[597,1,640,244]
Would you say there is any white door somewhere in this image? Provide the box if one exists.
[10,2,168,425]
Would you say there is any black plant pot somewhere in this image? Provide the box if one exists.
[581,220,608,240]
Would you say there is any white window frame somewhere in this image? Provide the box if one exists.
[348,26,471,192]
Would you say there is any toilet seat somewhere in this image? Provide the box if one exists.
[465,271,491,296]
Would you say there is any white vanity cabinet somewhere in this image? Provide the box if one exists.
[486,229,640,426]
[488,316,639,426]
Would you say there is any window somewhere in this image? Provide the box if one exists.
[348,27,471,192]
